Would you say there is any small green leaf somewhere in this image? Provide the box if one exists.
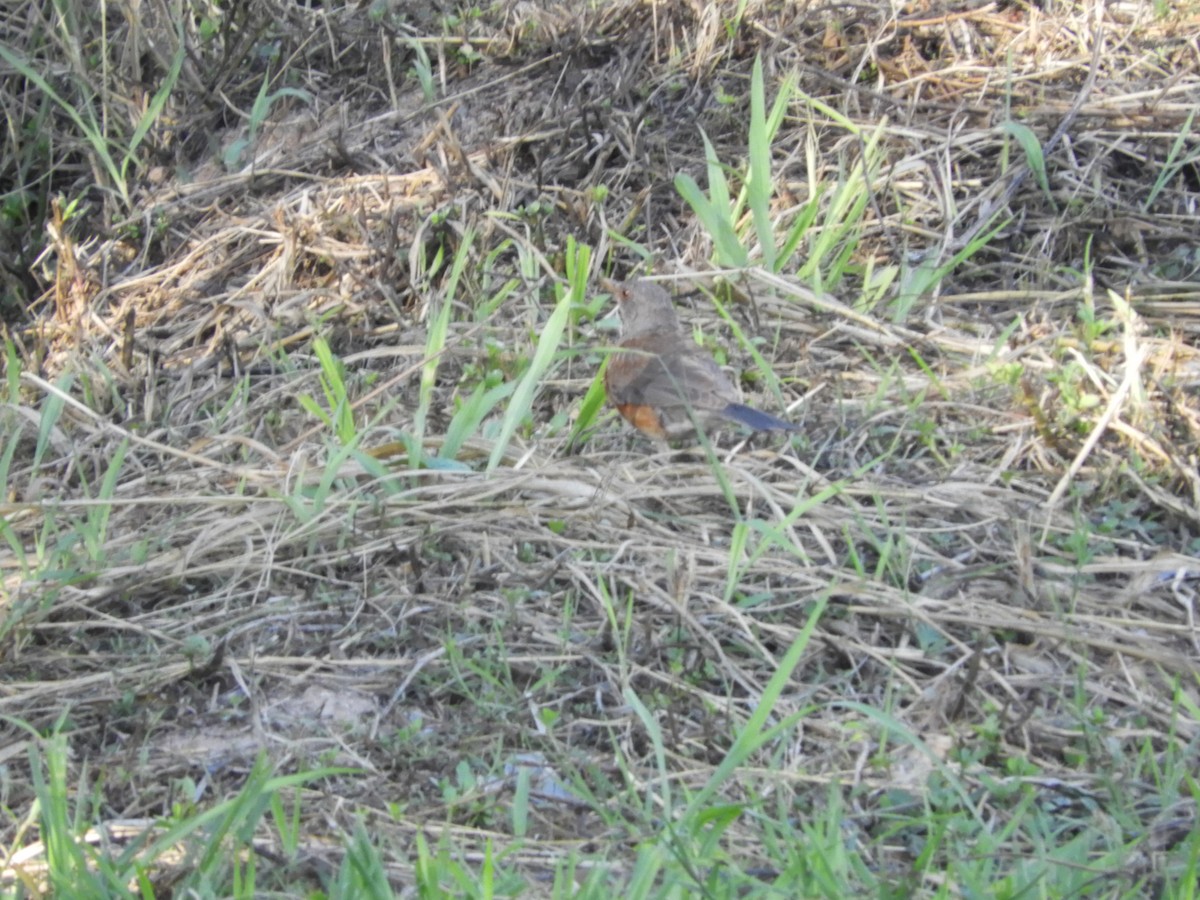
[1003,120,1051,200]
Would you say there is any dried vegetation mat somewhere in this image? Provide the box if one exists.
[2,0,1199,893]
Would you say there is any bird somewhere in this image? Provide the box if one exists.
[602,277,798,441]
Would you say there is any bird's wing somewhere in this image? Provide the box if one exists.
[605,339,668,406]
[606,337,737,412]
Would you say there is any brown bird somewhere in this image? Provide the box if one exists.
[603,278,798,441]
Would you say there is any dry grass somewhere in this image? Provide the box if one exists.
[2,0,1199,894]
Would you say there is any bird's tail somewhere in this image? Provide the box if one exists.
[721,402,798,432]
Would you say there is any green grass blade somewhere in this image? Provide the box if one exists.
[33,375,71,473]
[0,44,127,206]
[569,362,612,448]
[311,336,355,444]
[776,186,824,266]
[747,54,778,271]
[440,379,516,460]
[1003,120,1051,200]
[413,226,474,466]
[1143,107,1198,211]
[700,127,734,215]
[684,596,827,818]
[5,339,20,401]
[675,169,749,268]
[84,439,128,561]
[487,255,581,471]
[121,41,185,182]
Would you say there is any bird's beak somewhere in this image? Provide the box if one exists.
[599,277,622,325]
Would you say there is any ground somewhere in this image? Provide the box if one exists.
[1,0,1199,896]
